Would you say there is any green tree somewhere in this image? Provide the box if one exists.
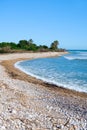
[37,45,49,52]
[9,42,17,49]
[28,39,33,45]
[17,40,28,49]
[50,40,59,50]
[28,43,38,51]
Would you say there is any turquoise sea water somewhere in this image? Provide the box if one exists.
[15,50,87,93]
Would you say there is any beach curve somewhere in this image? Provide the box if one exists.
[0,52,87,129]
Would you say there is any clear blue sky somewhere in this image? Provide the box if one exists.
[0,0,87,49]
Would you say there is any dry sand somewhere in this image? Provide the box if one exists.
[0,52,87,130]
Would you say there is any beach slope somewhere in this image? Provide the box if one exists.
[0,52,87,130]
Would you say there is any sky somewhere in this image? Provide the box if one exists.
[0,0,87,49]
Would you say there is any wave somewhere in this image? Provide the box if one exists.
[65,51,87,60]
[64,55,87,60]
[79,53,87,56]
[15,61,87,93]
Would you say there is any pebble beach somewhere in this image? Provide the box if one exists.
[0,52,87,130]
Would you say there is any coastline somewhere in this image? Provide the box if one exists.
[1,52,87,97]
[0,52,87,129]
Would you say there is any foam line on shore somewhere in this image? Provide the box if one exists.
[15,60,87,93]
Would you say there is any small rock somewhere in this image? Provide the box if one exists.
[1,126,6,130]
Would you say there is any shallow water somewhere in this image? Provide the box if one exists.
[15,50,87,93]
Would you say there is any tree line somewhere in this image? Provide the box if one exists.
[0,39,65,53]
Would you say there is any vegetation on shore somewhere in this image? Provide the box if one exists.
[0,39,65,53]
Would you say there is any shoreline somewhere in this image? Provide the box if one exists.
[0,52,87,129]
[15,59,87,94]
[1,52,87,98]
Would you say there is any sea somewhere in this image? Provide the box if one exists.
[15,50,87,93]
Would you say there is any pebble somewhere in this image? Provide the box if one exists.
[0,52,87,129]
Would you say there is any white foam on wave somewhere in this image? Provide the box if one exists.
[15,61,87,93]
[79,52,87,55]
[64,51,87,60]
[64,55,87,60]
[64,56,75,60]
